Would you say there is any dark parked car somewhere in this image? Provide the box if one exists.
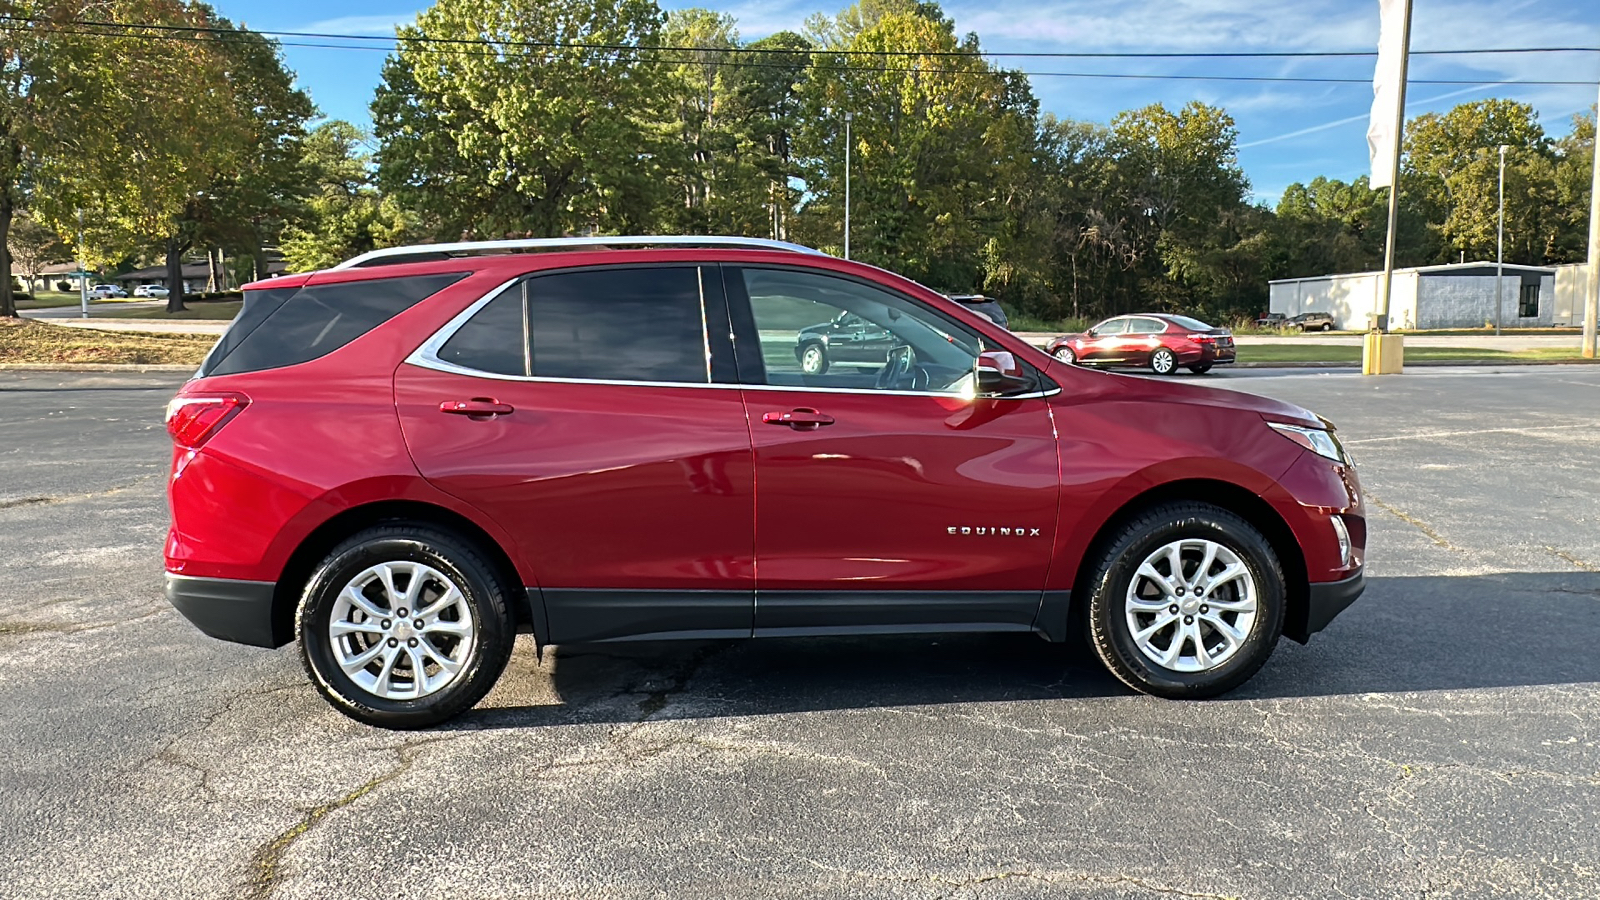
[1255,312,1287,328]
[1291,312,1336,332]
[1046,314,1236,375]
[164,236,1363,728]
[795,311,898,375]
[947,294,1009,329]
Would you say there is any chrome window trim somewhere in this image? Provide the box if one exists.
[405,270,1060,401]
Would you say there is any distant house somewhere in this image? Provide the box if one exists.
[115,258,289,293]
[1269,262,1559,331]
[13,262,88,294]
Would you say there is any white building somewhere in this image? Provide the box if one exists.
[1268,262,1557,330]
[1552,263,1592,327]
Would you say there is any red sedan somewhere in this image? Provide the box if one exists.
[1047,314,1235,375]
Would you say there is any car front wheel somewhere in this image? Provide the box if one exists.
[1084,502,1285,699]
[800,343,829,375]
[1053,347,1076,364]
[297,524,515,729]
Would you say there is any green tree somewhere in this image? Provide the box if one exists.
[6,210,69,289]
[793,0,1037,291]
[281,121,423,271]
[1403,100,1555,265]
[373,0,672,239]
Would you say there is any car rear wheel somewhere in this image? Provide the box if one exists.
[1150,347,1177,375]
[1053,347,1076,364]
[800,343,829,375]
[1084,502,1285,699]
[297,524,515,729]
[1322,323,1333,332]
[1188,363,1213,375]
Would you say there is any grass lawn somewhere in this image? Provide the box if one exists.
[14,292,86,310]
[0,318,213,365]
[89,300,241,320]
[1243,344,1591,364]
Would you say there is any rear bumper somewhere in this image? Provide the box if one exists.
[1286,568,1365,644]
[165,573,286,648]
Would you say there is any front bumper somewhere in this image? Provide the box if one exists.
[1285,567,1365,644]
[165,573,286,648]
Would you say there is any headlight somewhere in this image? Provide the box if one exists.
[1268,422,1351,465]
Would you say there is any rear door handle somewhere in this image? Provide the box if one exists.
[439,398,514,417]
[762,408,835,429]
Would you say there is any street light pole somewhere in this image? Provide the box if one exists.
[77,209,88,319]
[1495,144,1507,336]
[843,111,853,261]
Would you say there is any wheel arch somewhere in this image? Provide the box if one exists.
[1065,478,1309,644]
[268,500,537,648]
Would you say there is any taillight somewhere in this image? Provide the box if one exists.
[1189,333,1215,343]
[166,393,249,449]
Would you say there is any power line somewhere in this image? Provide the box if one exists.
[2,20,1596,87]
[2,14,1597,61]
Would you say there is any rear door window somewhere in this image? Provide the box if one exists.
[203,273,466,377]
[421,266,716,385]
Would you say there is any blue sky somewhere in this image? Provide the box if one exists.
[226,0,1600,203]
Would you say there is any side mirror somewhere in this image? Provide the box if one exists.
[975,351,1035,397]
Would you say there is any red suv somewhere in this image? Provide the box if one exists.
[164,237,1364,728]
[1047,314,1235,375]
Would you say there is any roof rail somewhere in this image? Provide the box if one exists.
[332,235,827,270]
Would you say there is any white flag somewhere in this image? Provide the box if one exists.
[1367,0,1408,189]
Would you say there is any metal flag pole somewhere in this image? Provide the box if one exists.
[1366,0,1412,375]
[1584,80,1599,359]
[1496,144,1507,337]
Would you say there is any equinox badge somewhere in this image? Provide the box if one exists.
[948,526,1042,537]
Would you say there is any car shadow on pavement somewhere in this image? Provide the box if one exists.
[449,571,1600,730]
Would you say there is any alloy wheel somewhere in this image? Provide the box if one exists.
[1123,538,1257,673]
[328,561,476,700]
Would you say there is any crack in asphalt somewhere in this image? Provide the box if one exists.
[1546,547,1600,573]
[244,734,462,900]
[1362,491,1463,553]
[0,472,161,512]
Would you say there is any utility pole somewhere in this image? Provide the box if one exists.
[1366,0,1412,374]
[1584,80,1599,359]
[843,111,853,261]
[1495,144,1507,336]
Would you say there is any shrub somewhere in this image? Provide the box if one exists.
[56,281,71,292]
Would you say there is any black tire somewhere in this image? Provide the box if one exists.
[1150,347,1177,375]
[1187,363,1213,375]
[1084,502,1285,699]
[1053,347,1076,365]
[799,342,829,375]
[1322,323,1333,332]
[297,524,516,729]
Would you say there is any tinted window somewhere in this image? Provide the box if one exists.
[1091,318,1127,335]
[204,273,466,377]
[437,286,527,376]
[528,267,708,384]
[741,268,979,393]
[1166,315,1214,332]
[1128,317,1165,334]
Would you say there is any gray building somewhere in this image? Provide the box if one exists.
[1268,262,1557,330]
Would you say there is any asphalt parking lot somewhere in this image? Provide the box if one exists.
[2,365,1598,900]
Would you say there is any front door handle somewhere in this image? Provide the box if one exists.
[439,398,514,418]
[762,408,835,429]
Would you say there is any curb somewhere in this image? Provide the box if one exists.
[0,363,195,373]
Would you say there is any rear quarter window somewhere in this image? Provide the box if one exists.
[202,273,467,377]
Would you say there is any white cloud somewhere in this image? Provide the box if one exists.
[299,13,419,36]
